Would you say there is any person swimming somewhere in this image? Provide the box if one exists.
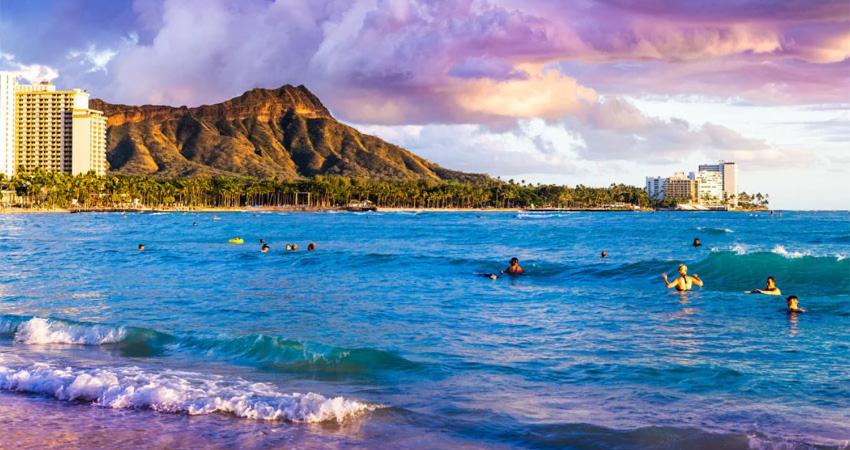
[285,244,292,251]
[786,295,805,313]
[261,243,270,253]
[747,276,782,296]
[693,238,701,247]
[291,243,298,252]
[260,239,266,245]
[662,264,703,291]
[503,257,524,274]
[600,250,607,258]
[307,242,316,251]
[138,244,145,251]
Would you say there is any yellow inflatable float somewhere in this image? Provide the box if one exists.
[228,237,244,244]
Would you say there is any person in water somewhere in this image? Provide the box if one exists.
[261,243,270,253]
[503,257,524,274]
[786,295,805,313]
[260,239,266,245]
[137,244,145,251]
[693,238,701,247]
[285,244,292,251]
[600,250,608,258]
[747,276,782,296]
[291,243,298,252]
[662,264,703,291]
[307,242,316,251]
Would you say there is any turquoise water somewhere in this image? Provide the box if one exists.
[0,211,848,449]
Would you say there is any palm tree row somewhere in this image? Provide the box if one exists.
[0,169,657,210]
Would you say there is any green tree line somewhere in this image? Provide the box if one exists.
[0,169,661,210]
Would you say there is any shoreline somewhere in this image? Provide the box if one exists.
[0,206,772,214]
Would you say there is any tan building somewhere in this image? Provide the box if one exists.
[663,172,696,203]
[71,109,108,175]
[14,80,107,176]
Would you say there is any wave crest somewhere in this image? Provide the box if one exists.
[14,317,127,345]
[0,358,379,422]
[0,315,420,374]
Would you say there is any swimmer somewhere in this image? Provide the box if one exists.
[285,244,292,251]
[600,250,607,258]
[786,295,805,313]
[138,244,145,251]
[502,257,524,274]
[192,222,197,226]
[260,239,266,244]
[307,242,316,251]
[662,264,703,291]
[261,243,270,253]
[746,276,782,296]
[291,244,298,252]
[693,238,701,247]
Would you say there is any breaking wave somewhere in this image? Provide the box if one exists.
[0,316,421,373]
[0,356,379,422]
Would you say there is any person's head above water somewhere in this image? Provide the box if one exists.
[291,244,298,251]
[138,244,145,251]
[678,264,688,275]
[786,295,804,313]
[693,238,701,247]
[261,243,270,252]
[601,250,607,258]
[510,257,519,266]
[307,242,316,251]
[766,276,777,289]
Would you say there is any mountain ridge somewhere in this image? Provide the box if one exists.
[91,85,483,181]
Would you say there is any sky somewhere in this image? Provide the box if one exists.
[0,0,848,209]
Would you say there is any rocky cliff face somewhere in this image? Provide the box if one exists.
[91,85,481,181]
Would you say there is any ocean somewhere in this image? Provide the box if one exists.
[0,211,848,449]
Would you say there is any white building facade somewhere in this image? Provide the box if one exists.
[695,170,723,206]
[0,72,15,178]
[645,176,665,200]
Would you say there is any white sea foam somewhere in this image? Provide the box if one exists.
[14,317,127,345]
[730,243,749,255]
[697,226,734,233]
[771,245,811,259]
[0,357,379,422]
[516,212,575,219]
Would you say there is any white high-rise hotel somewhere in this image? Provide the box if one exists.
[0,73,107,178]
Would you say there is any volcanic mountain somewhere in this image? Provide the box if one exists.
[91,85,481,181]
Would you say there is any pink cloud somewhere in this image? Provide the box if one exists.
[102,0,848,123]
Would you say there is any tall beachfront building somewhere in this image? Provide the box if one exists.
[15,80,108,176]
[698,161,737,207]
[645,176,665,200]
[0,73,15,178]
[694,170,723,206]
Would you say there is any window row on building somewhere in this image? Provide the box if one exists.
[0,73,108,178]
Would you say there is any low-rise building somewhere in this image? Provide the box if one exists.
[663,172,696,203]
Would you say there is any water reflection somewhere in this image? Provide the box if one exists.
[788,311,800,337]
